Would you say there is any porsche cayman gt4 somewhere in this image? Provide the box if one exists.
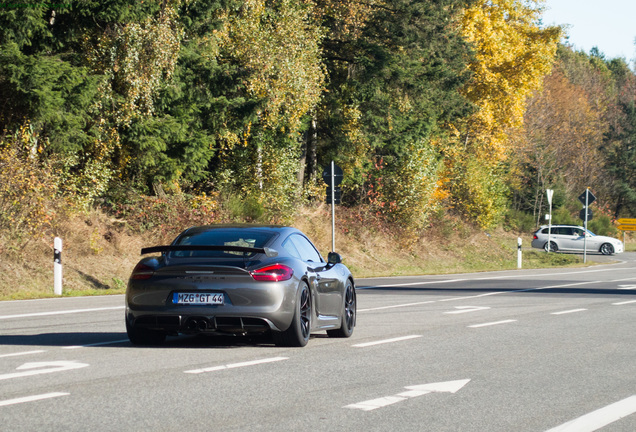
[125,225,356,347]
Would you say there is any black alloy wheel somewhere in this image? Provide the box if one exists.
[298,284,312,340]
[273,282,311,347]
[328,280,356,338]
[126,318,167,346]
[600,243,614,255]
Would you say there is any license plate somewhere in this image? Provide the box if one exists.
[173,292,224,305]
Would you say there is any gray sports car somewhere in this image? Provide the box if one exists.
[125,225,356,347]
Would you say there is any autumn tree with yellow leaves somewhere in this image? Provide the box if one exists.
[447,0,561,227]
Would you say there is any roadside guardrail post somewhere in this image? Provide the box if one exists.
[54,237,63,295]
[517,237,522,269]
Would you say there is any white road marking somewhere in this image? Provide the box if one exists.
[352,335,422,348]
[610,277,636,282]
[358,278,614,318]
[617,284,636,290]
[551,309,587,315]
[468,320,517,328]
[0,350,46,359]
[346,395,406,411]
[360,267,632,287]
[345,379,470,411]
[544,395,636,432]
[63,339,130,349]
[0,392,69,407]
[357,279,467,289]
[439,292,506,302]
[0,306,124,320]
[444,306,491,315]
[518,281,602,291]
[613,300,636,305]
[184,357,288,374]
[0,361,89,381]
[358,301,435,312]
[360,279,610,314]
[0,294,125,304]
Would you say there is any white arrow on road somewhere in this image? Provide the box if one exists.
[444,306,490,315]
[345,379,470,411]
[544,395,636,432]
[0,361,89,381]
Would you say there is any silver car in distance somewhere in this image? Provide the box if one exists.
[125,225,356,347]
[531,224,624,255]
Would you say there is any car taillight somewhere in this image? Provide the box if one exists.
[533,234,538,240]
[130,263,155,280]
[250,264,294,282]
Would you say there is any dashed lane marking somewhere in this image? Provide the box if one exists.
[184,357,288,374]
[352,335,423,348]
[0,392,69,407]
[468,320,517,328]
[551,309,588,315]
[0,306,125,320]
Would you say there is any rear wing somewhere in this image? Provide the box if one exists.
[141,245,279,257]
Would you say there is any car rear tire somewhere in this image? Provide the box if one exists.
[600,243,614,255]
[126,318,166,346]
[273,282,311,347]
[327,280,356,338]
[544,241,558,252]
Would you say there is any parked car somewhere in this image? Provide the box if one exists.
[531,225,623,255]
[125,225,356,347]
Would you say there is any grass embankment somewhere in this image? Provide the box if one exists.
[0,204,602,301]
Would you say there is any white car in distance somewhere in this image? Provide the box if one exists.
[531,225,624,255]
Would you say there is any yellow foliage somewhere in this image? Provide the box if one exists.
[0,133,58,244]
[218,0,325,135]
[460,0,561,163]
[86,5,184,126]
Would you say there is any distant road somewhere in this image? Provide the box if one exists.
[1,253,635,431]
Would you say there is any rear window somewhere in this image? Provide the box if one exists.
[172,229,276,258]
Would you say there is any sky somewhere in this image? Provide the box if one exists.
[541,0,636,64]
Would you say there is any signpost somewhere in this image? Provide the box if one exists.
[617,224,636,231]
[616,218,636,245]
[322,162,343,252]
[578,188,596,264]
[616,218,636,231]
[546,189,554,253]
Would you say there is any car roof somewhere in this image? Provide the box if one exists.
[538,224,583,229]
[178,224,302,238]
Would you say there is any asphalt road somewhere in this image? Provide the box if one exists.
[1,253,635,431]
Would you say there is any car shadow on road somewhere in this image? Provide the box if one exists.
[358,285,636,296]
[0,332,284,349]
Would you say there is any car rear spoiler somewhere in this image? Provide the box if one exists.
[141,245,279,257]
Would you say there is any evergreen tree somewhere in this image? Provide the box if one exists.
[604,58,636,217]
[316,0,475,215]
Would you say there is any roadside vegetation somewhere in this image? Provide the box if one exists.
[1,1,634,300]
[0,195,627,301]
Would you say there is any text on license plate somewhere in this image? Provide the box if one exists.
[173,293,224,305]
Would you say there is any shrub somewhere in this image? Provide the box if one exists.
[504,209,536,233]
[106,191,220,242]
[0,138,59,247]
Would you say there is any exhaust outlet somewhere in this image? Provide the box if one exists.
[197,319,208,330]
[186,318,198,330]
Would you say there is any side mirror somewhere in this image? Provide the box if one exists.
[327,252,342,265]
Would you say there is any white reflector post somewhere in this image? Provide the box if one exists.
[517,237,522,269]
[54,237,62,295]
